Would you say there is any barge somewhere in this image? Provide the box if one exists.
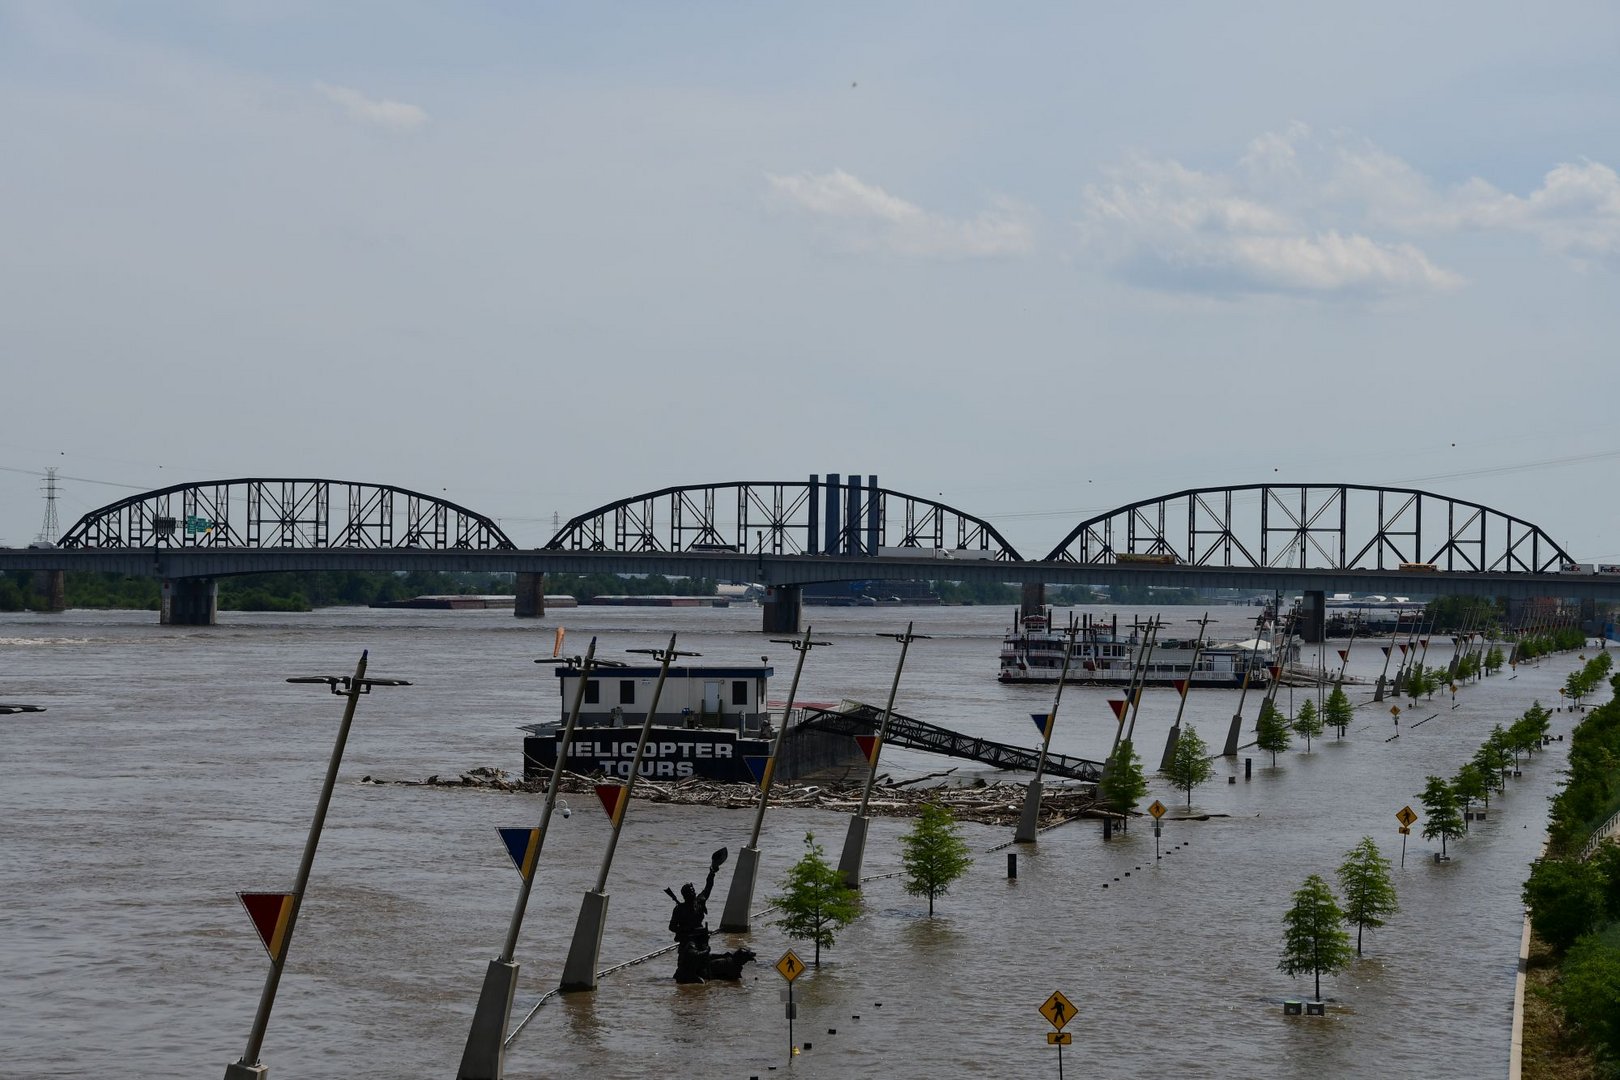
[521,661,868,782]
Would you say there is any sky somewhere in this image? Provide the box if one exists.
[2,2,1618,559]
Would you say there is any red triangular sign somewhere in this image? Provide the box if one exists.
[1108,699,1128,721]
[238,892,295,962]
[1337,649,1349,662]
[1398,643,1409,654]
[854,734,881,765]
[595,783,625,820]
[1268,665,1281,679]
[1420,638,1429,648]
[1172,679,1189,698]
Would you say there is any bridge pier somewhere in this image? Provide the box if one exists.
[1298,590,1326,644]
[513,572,545,618]
[162,578,217,626]
[762,585,802,633]
[1020,582,1045,619]
[31,570,65,612]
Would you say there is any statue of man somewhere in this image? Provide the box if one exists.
[668,847,727,983]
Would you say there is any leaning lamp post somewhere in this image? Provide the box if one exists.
[225,652,408,1080]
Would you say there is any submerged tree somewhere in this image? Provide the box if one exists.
[1098,738,1150,821]
[775,832,859,966]
[899,803,973,917]
[1292,697,1324,752]
[1255,699,1292,765]
[1162,724,1214,807]
[1279,874,1354,1001]
[1323,683,1353,739]
[1336,837,1399,955]
[1419,776,1465,858]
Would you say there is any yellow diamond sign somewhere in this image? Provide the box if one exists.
[775,949,805,983]
[1148,799,1167,820]
[1039,990,1076,1031]
[1396,805,1418,828]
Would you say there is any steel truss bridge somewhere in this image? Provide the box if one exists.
[5,476,1615,605]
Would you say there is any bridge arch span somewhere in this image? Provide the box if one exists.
[1043,483,1573,573]
[59,478,515,551]
[546,477,1022,560]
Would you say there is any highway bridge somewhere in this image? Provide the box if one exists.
[3,475,1615,627]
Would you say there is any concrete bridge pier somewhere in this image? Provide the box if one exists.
[762,585,802,633]
[1299,590,1326,644]
[32,570,65,612]
[162,578,217,626]
[513,572,545,618]
[1021,582,1045,619]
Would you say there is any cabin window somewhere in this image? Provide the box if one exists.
[732,680,748,706]
[619,680,635,704]
[584,680,600,705]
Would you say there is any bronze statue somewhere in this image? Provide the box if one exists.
[666,847,755,983]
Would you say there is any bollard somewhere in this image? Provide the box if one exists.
[1102,817,1112,839]
[1245,758,1252,780]
[1007,852,1017,879]
[1228,776,1236,784]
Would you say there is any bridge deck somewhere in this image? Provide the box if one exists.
[799,701,1101,783]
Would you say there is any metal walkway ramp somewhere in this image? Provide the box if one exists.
[799,701,1102,783]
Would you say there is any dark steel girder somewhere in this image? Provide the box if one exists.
[1045,483,1573,573]
[58,478,515,551]
[546,481,1022,560]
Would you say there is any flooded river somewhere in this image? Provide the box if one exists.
[0,603,1587,1078]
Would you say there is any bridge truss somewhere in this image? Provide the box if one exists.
[1043,484,1573,573]
[546,476,1022,560]
[59,479,515,550]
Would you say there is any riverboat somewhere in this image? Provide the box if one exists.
[997,611,1276,688]
[520,661,868,782]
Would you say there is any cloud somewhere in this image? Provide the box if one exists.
[766,169,1033,258]
[314,82,428,132]
[1081,149,1461,298]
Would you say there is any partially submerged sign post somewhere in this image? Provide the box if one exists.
[1396,805,1418,867]
[777,949,804,1060]
[1148,799,1167,860]
[1039,990,1076,1079]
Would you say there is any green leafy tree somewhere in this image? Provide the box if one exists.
[1098,738,1149,820]
[1477,725,1513,789]
[775,832,859,966]
[1452,761,1488,818]
[1162,724,1213,807]
[1324,683,1353,739]
[1484,644,1505,674]
[1278,873,1355,1001]
[1337,837,1400,956]
[1557,934,1620,1063]
[1255,699,1292,765]
[1419,776,1465,857]
[1523,855,1608,952]
[899,803,973,917]
[1292,698,1324,752]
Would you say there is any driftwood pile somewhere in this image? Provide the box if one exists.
[369,766,1106,827]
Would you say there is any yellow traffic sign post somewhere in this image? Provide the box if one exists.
[777,950,804,1059]
[1396,805,1418,867]
[1148,799,1167,860]
[1040,991,1075,1079]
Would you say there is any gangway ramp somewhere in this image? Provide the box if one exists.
[799,701,1101,783]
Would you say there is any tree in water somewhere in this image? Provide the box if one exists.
[1099,738,1149,824]
[1292,697,1324,752]
[1279,874,1354,1001]
[1419,776,1465,858]
[1162,724,1213,807]
[1336,837,1399,955]
[899,803,973,916]
[1255,699,1292,765]
[775,832,859,966]
[1452,761,1488,820]
[1323,682,1353,739]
